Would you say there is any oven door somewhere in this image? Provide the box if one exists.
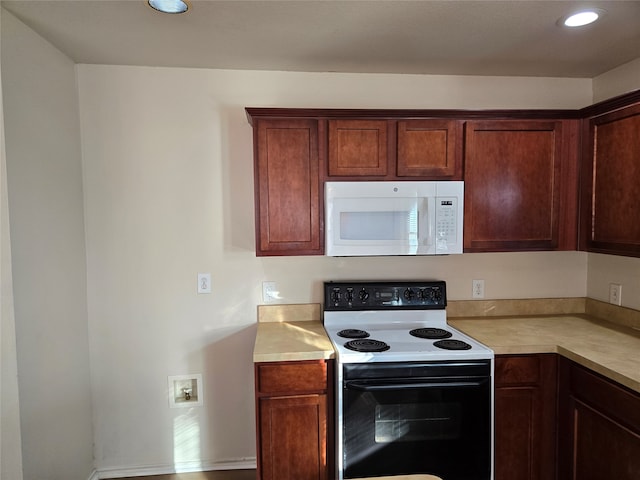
[341,361,493,480]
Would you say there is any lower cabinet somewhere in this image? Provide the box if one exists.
[558,357,640,480]
[494,354,557,480]
[255,360,333,480]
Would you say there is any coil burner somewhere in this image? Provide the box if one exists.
[337,329,370,339]
[434,339,472,350]
[409,327,453,340]
[344,339,390,352]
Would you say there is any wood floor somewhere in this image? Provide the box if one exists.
[111,470,256,480]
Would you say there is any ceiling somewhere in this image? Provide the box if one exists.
[3,0,640,78]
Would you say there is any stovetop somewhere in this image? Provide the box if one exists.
[323,281,494,363]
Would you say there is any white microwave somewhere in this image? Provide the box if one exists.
[325,181,464,256]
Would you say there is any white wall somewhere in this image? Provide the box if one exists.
[1,10,93,480]
[593,57,640,103]
[587,254,640,311]
[0,7,24,479]
[77,64,591,474]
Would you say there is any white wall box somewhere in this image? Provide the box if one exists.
[168,374,203,408]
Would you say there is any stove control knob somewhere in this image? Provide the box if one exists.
[345,290,354,303]
[403,288,416,301]
[431,289,443,303]
[330,290,341,303]
[358,289,370,302]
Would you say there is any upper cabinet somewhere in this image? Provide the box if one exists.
[327,118,463,179]
[247,93,640,257]
[580,101,640,257]
[464,119,579,252]
[252,117,323,256]
[397,119,462,178]
[328,119,389,176]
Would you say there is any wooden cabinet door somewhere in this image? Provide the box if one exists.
[254,119,322,255]
[259,394,328,480]
[558,358,640,480]
[464,120,578,252]
[397,119,462,178]
[580,102,640,257]
[255,360,331,480]
[328,119,388,176]
[494,354,557,480]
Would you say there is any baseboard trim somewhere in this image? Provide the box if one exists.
[88,469,100,480]
[96,459,256,479]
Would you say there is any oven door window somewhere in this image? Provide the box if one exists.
[343,377,491,480]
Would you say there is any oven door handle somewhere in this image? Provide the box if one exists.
[346,379,488,391]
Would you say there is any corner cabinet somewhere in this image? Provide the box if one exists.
[494,354,558,480]
[557,358,640,480]
[255,360,332,480]
[580,101,640,257]
[464,120,579,252]
[251,118,323,256]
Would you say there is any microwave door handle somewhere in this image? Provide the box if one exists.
[419,198,432,248]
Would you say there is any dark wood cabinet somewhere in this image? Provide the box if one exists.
[580,101,640,257]
[328,119,389,176]
[255,360,332,480]
[246,107,588,256]
[252,118,323,256]
[558,357,640,480]
[327,118,463,179]
[494,354,558,480]
[464,120,579,252]
[397,119,462,178]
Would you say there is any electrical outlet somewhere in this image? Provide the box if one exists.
[472,279,485,299]
[609,283,622,306]
[197,273,211,294]
[262,281,278,303]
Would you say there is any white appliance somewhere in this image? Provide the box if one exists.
[325,181,464,256]
[324,280,494,480]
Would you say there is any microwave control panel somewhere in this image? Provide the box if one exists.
[435,197,458,245]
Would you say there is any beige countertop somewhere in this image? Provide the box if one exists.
[253,302,640,394]
[253,320,335,362]
[450,315,640,393]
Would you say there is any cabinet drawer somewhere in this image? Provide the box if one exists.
[257,361,328,395]
[495,355,541,386]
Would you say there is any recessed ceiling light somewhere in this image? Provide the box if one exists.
[148,0,189,14]
[561,9,604,27]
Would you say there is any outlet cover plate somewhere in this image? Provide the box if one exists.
[609,283,622,306]
[472,279,485,299]
[262,281,278,303]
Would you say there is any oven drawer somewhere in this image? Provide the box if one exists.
[256,361,328,395]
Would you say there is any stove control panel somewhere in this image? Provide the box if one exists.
[324,281,446,310]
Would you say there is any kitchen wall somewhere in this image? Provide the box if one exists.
[1,9,93,480]
[2,7,640,479]
[77,65,594,475]
[0,7,24,479]
[593,57,640,103]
